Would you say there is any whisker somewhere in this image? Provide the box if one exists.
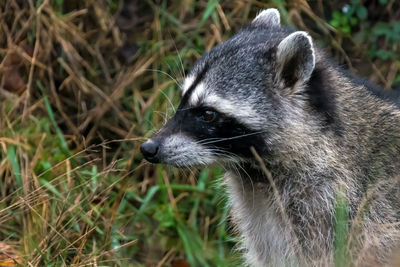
[158,89,176,113]
[168,30,186,80]
[144,69,182,90]
[235,162,256,210]
[198,130,267,145]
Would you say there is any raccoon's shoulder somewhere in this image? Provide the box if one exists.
[337,65,400,108]
[361,80,400,108]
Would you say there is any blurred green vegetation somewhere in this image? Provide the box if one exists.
[0,0,399,266]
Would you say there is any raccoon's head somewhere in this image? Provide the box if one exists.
[141,9,317,168]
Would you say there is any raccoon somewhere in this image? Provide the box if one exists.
[141,9,400,267]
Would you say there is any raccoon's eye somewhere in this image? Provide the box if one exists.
[199,109,217,122]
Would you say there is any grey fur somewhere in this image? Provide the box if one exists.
[141,9,400,267]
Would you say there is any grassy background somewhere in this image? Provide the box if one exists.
[0,0,399,266]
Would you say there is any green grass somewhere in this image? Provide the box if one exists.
[334,187,349,267]
[0,0,399,266]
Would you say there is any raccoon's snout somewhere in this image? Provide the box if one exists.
[140,140,160,163]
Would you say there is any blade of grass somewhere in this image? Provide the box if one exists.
[198,0,220,29]
[36,80,69,153]
[190,169,208,231]
[334,187,349,267]
[7,146,23,189]
[39,178,64,200]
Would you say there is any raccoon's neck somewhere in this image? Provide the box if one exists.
[225,158,338,264]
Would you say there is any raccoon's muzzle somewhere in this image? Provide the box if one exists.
[140,140,160,163]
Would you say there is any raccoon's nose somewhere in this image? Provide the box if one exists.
[140,140,160,163]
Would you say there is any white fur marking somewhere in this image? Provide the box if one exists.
[189,82,206,105]
[161,133,217,167]
[202,94,264,130]
[252,8,281,26]
[181,75,196,95]
[225,172,297,266]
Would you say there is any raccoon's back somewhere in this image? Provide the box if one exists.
[344,69,400,108]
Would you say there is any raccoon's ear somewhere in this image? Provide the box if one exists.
[276,31,315,89]
[252,9,280,27]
